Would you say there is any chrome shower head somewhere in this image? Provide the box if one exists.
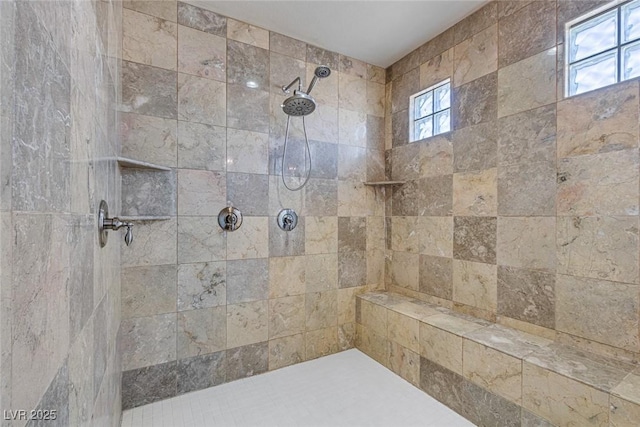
[281,91,317,116]
[306,65,331,94]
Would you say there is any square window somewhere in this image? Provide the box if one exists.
[566,0,640,96]
[409,79,450,142]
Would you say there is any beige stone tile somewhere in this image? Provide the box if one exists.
[124,218,177,267]
[337,181,373,217]
[305,291,338,331]
[339,72,367,112]
[497,217,556,271]
[557,216,639,284]
[610,395,640,427]
[338,108,367,147]
[121,313,176,370]
[420,48,453,89]
[391,135,453,181]
[269,256,305,298]
[121,112,177,167]
[452,259,497,311]
[366,81,385,117]
[556,274,639,352]
[557,150,639,216]
[122,265,176,319]
[178,73,226,126]
[388,341,420,387]
[305,253,338,293]
[419,322,463,374]
[387,251,419,291]
[387,310,419,352]
[124,0,177,21]
[269,334,304,370]
[391,216,420,253]
[522,362,609,426]
[557,81,639,158]
[269,295,305,339]
[226,129,268,174]
[453,24,497,87]
[226,216,269,260]
[417,216,454,257]
[177,121,226,171]
[360,299,387,336]
[123,9,177,71]
[497,49,556,118]
[463,339,522,404]
[177,307,226,358]
[304,216,338,254]
[177,169,225,216]
[422,312,489,336]
[612,369,640,406]
[337,287,360,325]
[226,300,268,348]
[178,25,226,82]
[366,216,385,251]
[356,324,387,366]
[305,327,338,360]
[453,168,497,216]
[227,18,269,49]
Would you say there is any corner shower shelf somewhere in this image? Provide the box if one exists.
[363,181,406,186]
[117,157,171,171]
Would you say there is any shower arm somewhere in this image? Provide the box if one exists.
[282,77,302,94]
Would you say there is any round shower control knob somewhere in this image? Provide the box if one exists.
[218,207,243,232]
[277,209,298,231]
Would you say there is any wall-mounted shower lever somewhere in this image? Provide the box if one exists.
[98,200,134,247]
[277,209,298,231]
[218,206,243,232]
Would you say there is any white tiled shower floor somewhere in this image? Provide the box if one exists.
[121,349,473,427]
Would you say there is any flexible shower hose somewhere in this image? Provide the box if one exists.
[281,114,312,191]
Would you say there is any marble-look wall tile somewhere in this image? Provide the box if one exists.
[123,9,177,71]
[177,25,226,82]
[125,0,178,22]
[121,313,176,370]
[269,334,305,370]
[177,2,226,37]
[269,217,305,257]
[123,219,178,267]
[227,40,269,89]
[453,24,497,87]
[121,169,176,216]
[391,109,410,148]
[497,49,556,118]
[338,145,366,181]
[610,394,640,426]
[227,129,269,174]
[557,81,639,158]
[269,296,305,339]
[452,259,497,311]
[227,85,269,132]
[306,291,338,331]
[306,45,339,69]
[29,361,70,427]
[305,253,338,293]
[305,216,337,254]
[306,327,338,360]
[454,2,497,43]
[339,108,367,147]
[557,216,639,284]
[498,159,556,216]
[419,254,453,300]
[226,341,268,381]
[176,351,226,395]
[177,261,226,311]
[392,176,453,216]
[121,113,177,167]
[367,81,385,117]
[270,32,306,61]
[388,310,419,352]
[388,341,420,386]
[269,256,305,298]
[497,217,556,271]
[226,258,269,304]
[420,48,454,90]
[557,150,639,216]
[121,61,177,119]
[522,362,609,426]
[225,215,269,259]
[305,179,338,216]
[420,322,464,374]
[270,51,306,95]
[419,357,465,415]
[452,121,497,173]
[463,339,521,404]
[227,18,269,50]
[415,216,454,258]
[177,307,226,358]
[226,301,268,348]
[367,64,386,84]
[498,104,556,165]
[122,265,177,319]
[178,73,226,126]
[453,216,496,264]
[556,274,639,352]
[177,216,225,263]
[498,1,556,68]
[391,68,419,114]
[226,172,269,216]
[498,266,555,329]
[452,168,497,216]
[122,361,177,409]
[177,121,226,171]
[452,72,497,130]
[387,251,419,290]
[461,379,522,427]
[177,169,225,216]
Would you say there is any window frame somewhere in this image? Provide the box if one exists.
[408,78,451,143]
[565,0,640,97]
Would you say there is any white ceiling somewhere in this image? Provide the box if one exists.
[190,1,487,68]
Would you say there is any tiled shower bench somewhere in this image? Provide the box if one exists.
[355,292,640,426]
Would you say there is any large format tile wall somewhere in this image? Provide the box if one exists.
[118,1,386,408]
[386,0,640,363]
[0,0,123,426]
